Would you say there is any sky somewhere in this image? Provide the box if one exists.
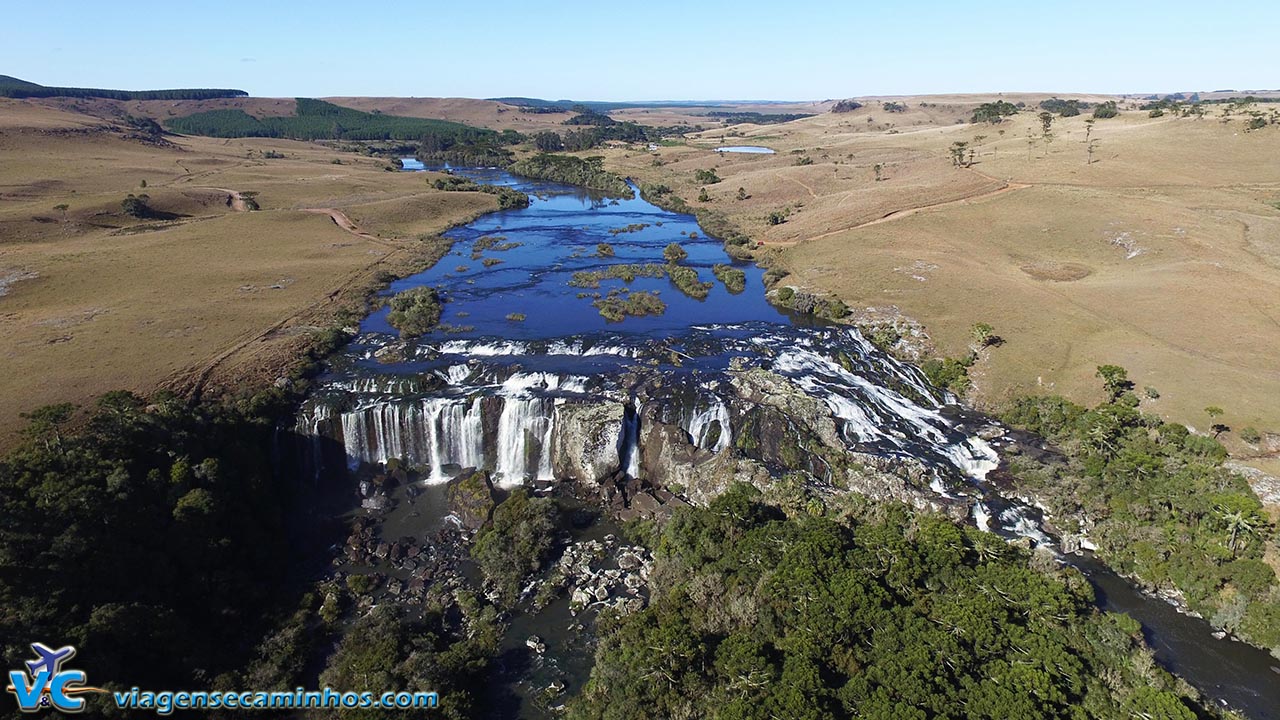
[2,0,1277,101]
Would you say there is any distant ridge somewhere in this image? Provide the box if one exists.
[489,97,801,112]
[0,75,247,101]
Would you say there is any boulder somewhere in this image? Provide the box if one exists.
[551,401,626,483]
[447,469,496,530]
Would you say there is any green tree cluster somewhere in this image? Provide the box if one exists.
[386,286,445,338]
[569,485,1202,720]
[0,390,298,694]
[471,489,560,607]
[1002,368,1280,651]
[509,154,631,195]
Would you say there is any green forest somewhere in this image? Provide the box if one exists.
[165,99,505,145]
[1002,367,1280,652]
[0,74,246,100]
[569,485,1204,720]
[509,154,631,195]
[0,389,301,692]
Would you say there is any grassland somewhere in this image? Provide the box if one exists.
[0,98,497,445]
[599,96,1280,466]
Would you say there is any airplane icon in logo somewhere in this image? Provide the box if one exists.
[25,643,76,681]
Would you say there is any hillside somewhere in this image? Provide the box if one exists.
[0,73,246,100]
[602,95,1280,463]
[0,97,500,445]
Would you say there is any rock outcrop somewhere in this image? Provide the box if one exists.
[447,469,496,530]
[551,401,625,483]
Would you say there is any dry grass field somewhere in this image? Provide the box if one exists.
[0,98,495,445]
[4,90,1278,481]
[602,96,1280,464]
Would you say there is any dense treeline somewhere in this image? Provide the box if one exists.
[166,99,506,146]
[430,175,531,209]
[704,111,814,124]
[971,100,1020,123]
[0,389,300,692]
[570,485,1205,720]
[509,154,631,195]
[1003,367,1280,652]
[0,75,246,100]
[1040,97,1091,116]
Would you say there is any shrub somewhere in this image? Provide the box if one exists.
[1092,101,1120,119]
[1240,426,1262,444]
[596,242,614,258]
[386,286,444,338]
[120,193,150,218]
[593,290,666,322]
[712,264,746,293]
[694,168,721,184]
[921,356,974,394]
[666,265,713,299]
[663,242,688,263]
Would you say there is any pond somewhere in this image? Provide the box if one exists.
[713,145,776,154]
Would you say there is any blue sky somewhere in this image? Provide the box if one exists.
[2,1,1276,100]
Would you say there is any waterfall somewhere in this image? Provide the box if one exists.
[495,396,554,487]
[972,502,993,532]
[686,398,732,452]
[619,402,641,478]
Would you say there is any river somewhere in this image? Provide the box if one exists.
[293,167,1280,719]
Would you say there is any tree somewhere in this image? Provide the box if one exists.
[698,187,711,202]
[1096,364,1131,398]
[53,203,69,219]
[737,186,749,200]
[695,168,721,184]
[121,193,151,218]
[1204,406,1228,437]
[1038,112,1055,143]
[873,163,884,181]
[1215,502,1263,557]
[533,131,563,152]
[970,322,997,347]
[949,141,970,168]
[1092,101,1120,119]
[1082,118,1098,164]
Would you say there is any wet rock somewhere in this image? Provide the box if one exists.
[526,635,546,654]
[361,496,390,512]
[551,401,625,483]
[637,403,771,507]
[446,469,496,530]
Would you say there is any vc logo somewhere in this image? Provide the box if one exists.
[6,643,99,713]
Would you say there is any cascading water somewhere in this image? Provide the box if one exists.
[285,165,1280,719]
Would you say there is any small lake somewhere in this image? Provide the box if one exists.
[713,146,775,154]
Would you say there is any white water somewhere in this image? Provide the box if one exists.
[686,398,732,452]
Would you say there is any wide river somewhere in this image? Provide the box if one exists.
[296,167,1280,719]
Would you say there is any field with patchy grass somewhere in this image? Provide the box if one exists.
[0,98,494,445]
[602,96,1280,467]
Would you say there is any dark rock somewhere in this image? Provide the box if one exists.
[446,469,496,530]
